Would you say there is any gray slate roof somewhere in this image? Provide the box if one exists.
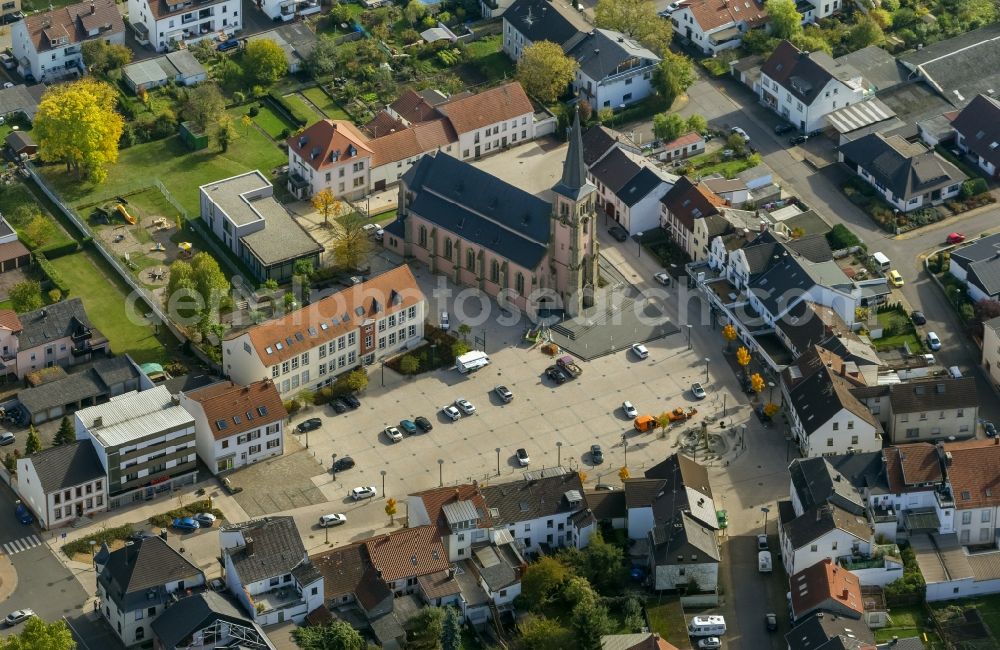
[553,109,596,201]
[582,125,634,167]
[503,0,589,52]
[97,536,203,612]
[24,439,104,493]
[649,512,720,565]
[762,40,864,107]
[789,455,881,517]
[151,591,275,650]
[400,152,552,269]
[18,298,100,350]
[784,504,872,549]
[224,516,321,586]
[952,94,1000,172]
[835,45,907,93]
[887,377,978,413]
[0,83,45,120]
[899,22,1000,108]
[589,147,643,194]
[567,29,659,82]
[19,356,141,416]
[617,166,665,207]
[480,471,586,526]
[786,612,875,650]
[839,133,965,201]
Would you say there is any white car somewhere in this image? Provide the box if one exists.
[516,448,530,467]
[440,311,450,330]
[631,343,649,359]
[455,399,476,415]
[697,638,721,650]
[927,331,942,351]
[350,486,378,500]
[319,513,347,527]
[442,405,461,421]
[622,401,638,418]
[384,426,403,442]
[494,385,513,403]
[3,609,34,627]
[653,271,671,285]
[730,126,750,141]
[691,383,707,399]
[193,512,216,527]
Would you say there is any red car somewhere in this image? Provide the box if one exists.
[947,232,966,244]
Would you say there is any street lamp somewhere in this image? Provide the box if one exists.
[495,447,501,476]
[768,381,776,404]
[636,232,644,258]
[761,506,771,537]
[704,357,710,383]
[331,453,338,481]
[556,441,563,467]
[438,459,444,487]
[622,434,628,468]
[380,469,386,499]
[687,324,693,350]
[89,540,96,566]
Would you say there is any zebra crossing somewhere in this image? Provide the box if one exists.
[2,534,42,556]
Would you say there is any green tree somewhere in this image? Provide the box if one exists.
[399,354,420,375]
[82,40,133,74]
[562,575,598,606]
[594,0,670,51]
[520,556,570,610]
[727,132,746,154]
[183,83,226,132]
[652,112,687,142]
[687,113,708,134]
[517,615,575,650]
[405,0,427,24]
[9,280,43,313]
[343,368,369,393]
[291,620,366,650]
[516,41,578,103]
[765,0,804,41]
[655,50,696,106]
[846,15,885,50]
[243,39,288,86]
[622,596,644,632]
[407,607,444,649]
[451,340,470,358]
[332,211,372,269]
[306,35,339,78]
[23,215,56,249]
[574,532,625,593]
[215,117,237,152]
[571,598,613,649]
[190,252,231,312]
[24,425,41,456]
[0,617,75,650]
[441,606,461,650]
[956,0,998,27]
[457,323,471,340]
[54,416,76,446]
[34,78,123,183]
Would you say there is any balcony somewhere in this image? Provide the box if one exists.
[935,488,955,509]
[252,586,303,614]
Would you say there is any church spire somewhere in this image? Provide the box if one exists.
[552,106,594,201]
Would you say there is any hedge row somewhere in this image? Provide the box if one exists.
[35,251,70,295]
[62,523,134,557]
[37,240,81,259]
[265,92,307,128]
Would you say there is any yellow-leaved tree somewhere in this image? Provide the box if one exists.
[618,466,630,481]
[516,41,578,104]
[722,323,737,351]
[35,78,124,184]
[750,373,766,394]
[736,346,752,369]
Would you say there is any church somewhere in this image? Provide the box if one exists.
[382,111,600,317]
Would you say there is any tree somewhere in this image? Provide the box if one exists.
[727,132,746,155]
[736,346,751,369]
[847,15,884,50]
[343,368,369,393]
[622,596,644,632]
[0,617,76,650]
[517,41,577,104]
[215,117,237,152]
[765,0,804,41]
[722,323,738,350]
[656,411,671,434]
[687,113,708,134]
[183,83,226,132]
[655,50,696,106]
[975,299,1000,322]
[23,215,56,249]
[54,416,76,446]
[404,0,427,24]
[457,323,471,340]
[451,340,470,358]
[750,372,766,394]
[291,620,366,650]
[826,223,861,249]
[571,597,613,649]
[578,99,593,123]
[385,497,397,524]
[618,466,630,481]
[594,0,670,51]
[332,211,372,269]
[24,425,41,456]
[520,556,570,610]
[34,78,124,183]
[764,402,781,417]
[517,616,575,650]
[311,188,342,227]
[190,252,231,312]
[10,280,43,313]
[406,607,444,649]
[243,39,288,86]
[956,0,998,27]
[307,35,340,79]
[441,606,461,650]
[652,112,687,142]
[400,355,419,375]
[570,532,624,593]
[562,575,598,607]
[82,40,133,74]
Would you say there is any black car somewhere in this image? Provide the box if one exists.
[296,418,322,433]
[911,310,927,325]
[330,399,348,414]
[789,134,808,145]
[415,416,433,432]
[765,613,778,632]
[608,225,628,242]
[333,456,355,471]
[342,394,361,409]
[546,366,568,384]
[774,123,794,135]
[590,444,604,465]
[986,422,998,438]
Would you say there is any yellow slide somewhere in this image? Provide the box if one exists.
[116,203,136,225]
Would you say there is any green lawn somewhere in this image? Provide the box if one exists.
[645,598,690,649]
[874,605,943,647]
[246,103,296,139]
[283,92,325,122]
[463,35,514,82]
[687,151,759,179]
[48,252,168,364]
[0,181,76,250]
[371,209,397,224]
[40,119,287,216]
[301,86,351,121]
[874,310,923,352]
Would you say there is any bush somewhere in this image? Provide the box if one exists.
[827,223,862,250]
[248,104,260,118]
[34,252,70,295]
[266,91,307,127]
[38,240,80,259]
[961,177,988,199]
[62,523,135,557]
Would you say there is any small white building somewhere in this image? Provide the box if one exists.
[648,512,720,591]
[255,0,320,23]
[178,379,287,475]
[127,0,241,53]
[567,29,660,110]
[16,440,106,529]
[12,0,125,82]
[220,516,324,626]
[779,502,874,576]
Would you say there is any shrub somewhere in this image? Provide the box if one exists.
[827,223,862,250]
[148,499,223,528]
[62,523,135,557]
[248,104,260,118]
[232,90,246,105]
[35,252,70,295]
[961,177,988,199]
[38,240,80,259]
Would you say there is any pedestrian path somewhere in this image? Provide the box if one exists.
[2,534,42,556]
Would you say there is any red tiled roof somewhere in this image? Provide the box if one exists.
[437,82,534,135]
[388,89,442,124]
[184,380,286,440]
[790,558,863,619]
[684,0,768,31]
[944,438,1000,509]
[287,120,373,172]
[365,526,449,582]
[0,309,22,332]
[411,484,493,540]
[883,444,943,494]
[368,118,457,167]
[660,131,704,151]
[660,176,726,233]
[363,110,407,138]
[232,265,424,365]
[416,569,461,599]
[24,0,124,55]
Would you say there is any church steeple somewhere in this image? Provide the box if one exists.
[552,107,595,201]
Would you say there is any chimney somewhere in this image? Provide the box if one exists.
[842,588,850,599]
[90,1,96,13]
[245,536,254,557]
[93,416,103,428]
[840,364,846,377]
[124,540,135,566]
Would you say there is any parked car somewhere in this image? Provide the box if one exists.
[947,232,966,244]
[319,513,347,527]
[631,343,649,359]
[330,399,348,414]
[4,610,34,627]
[697,638,721,649]
[789,134,808,145]
[608,225,628,242]
[757,534,768,550]
[439,311,450,330]
[888,269,904,287]
[691,382,707,399]
[333,456,355,471]
[494,385,514,403]
[399,419,418,435]
[546,365,568,384]
[384,426,403,443]
[172,517,200,532]
[622,401,638,418]
[516,448,530,467]
[455,399,476,415]
[774,122,794,135]
[14,502,32,525]
[442,405,462,421]
[765,613,778,632]
[297,418,322,433]
[0,431,14,446]
[986,421,998,438]
[590,444,604,465]
[342,394,361,409]
[217,38,239,52]
[730,126,750,141]
[653,271,671,285]
[911,310,927,325]
[350,486,377,500]
[927,331,942,351]
[193,512,216,527]
[414,416,433,432]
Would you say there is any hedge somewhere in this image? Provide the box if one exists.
[265,92,307,128]
[37,240,81,259]
[61,523,135,557]
[147,498,223,528]
[34,251,70,295]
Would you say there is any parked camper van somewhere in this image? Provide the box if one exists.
[688,615,727,637]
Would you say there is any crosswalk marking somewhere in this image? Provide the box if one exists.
[2,534,41,556]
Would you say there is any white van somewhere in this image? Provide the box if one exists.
[758,550,773,573]
[688,615,727,637]
[872,251,891,271]
[455,350,490,374]
[948,366,962,379]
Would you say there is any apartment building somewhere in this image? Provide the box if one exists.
[12,0,124,82]
[12,298,109,380]
[128,0,241,53]
[851,378,979,444]
[16,440,106,529]
[221,265,426,397]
